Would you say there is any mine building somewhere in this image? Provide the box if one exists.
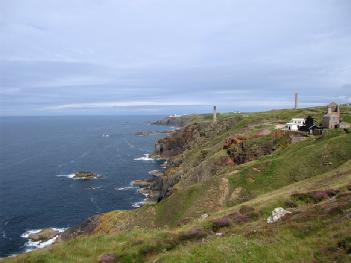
[322,102,340,129]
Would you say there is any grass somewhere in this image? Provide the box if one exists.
[155,183,207,227]
[228,130,351,194]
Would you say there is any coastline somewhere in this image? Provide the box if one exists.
[0,116,174,258]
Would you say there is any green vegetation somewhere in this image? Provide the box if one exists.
[3,106,351,263]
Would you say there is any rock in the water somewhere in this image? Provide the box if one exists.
[28,228,60,242]
[267,207,291,224]
[73,171,98,180]
[97,253,118,263]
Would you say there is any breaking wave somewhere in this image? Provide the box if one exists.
[56,173,75,179]
[133,154,154,161]
[21,228,66,252]
[131,200,146,208]
[56,173,101,180]
[115,186,136,191]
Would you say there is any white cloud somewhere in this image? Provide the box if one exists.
[45,100,207,110]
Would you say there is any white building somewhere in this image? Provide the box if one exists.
[284,118,305,131]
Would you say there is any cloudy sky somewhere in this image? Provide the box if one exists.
[0,0,350,115]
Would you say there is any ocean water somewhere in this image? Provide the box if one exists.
[0,116,168,257]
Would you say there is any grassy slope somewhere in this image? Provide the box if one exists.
[2,106,351,263]
[153,162,351,263]
[153,107,351,228]
[5,160,351,263]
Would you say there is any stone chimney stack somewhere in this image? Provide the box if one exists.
[213,106,217,123]
[294,93,298,109]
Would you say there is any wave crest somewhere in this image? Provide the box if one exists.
[134,154,154,161]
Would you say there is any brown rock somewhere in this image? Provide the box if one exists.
[28,228,60,242]
[73,171,98,179]
[223,135,245,150]
[132,180,152,188]
[148,170,164,177]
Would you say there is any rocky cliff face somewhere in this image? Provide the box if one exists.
[154,116,242,158]
[152,114,206,127]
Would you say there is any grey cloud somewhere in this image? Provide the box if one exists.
[1,0,351,115]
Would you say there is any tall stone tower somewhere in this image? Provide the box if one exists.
[294,93,298,109]
[213,106,217,123]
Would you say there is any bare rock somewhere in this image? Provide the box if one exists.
[28,228,60,242]
[267,207,291,224]
[73,171,98,180]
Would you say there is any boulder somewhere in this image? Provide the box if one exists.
[267,207,291,224]
[28,228,60,242]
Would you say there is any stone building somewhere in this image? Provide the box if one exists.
[322,102,340,129]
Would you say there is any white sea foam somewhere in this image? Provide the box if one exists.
[102,133,110,138]
[21,228,66,252]
[134,154,154,161]
[131,200,145,208]
[115,186,136,191]
[89,186,103,190]
[161,160,168,168]
[56,173,101,180]
[137,189,149,198]
[56,173,75,179]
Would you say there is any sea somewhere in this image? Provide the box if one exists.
[0,115,170,257]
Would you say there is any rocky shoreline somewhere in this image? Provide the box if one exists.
[134,130,175,137]
[24,117,185,251]
[21,228,66,252]
[132,169,167,202]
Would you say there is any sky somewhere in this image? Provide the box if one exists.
[0,0,351,116]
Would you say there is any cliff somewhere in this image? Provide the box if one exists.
[4,106,351,263]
